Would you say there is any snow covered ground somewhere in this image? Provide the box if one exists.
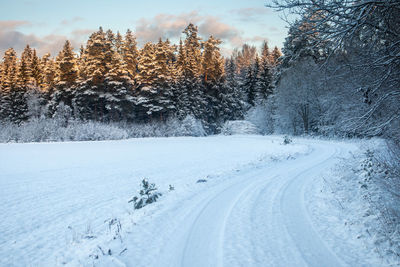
[0,135,392,266]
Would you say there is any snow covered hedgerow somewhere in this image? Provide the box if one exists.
[128,179,162,210]
[221,120,260,135]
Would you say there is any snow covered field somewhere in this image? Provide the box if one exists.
[0,135,389,266]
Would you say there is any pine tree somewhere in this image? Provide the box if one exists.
[258,42,274,100]
[200,36,226,131]
[31,49,42,88]
[122,29,139,81]
[75,27,114,120]
[223,57,244,120]
[271,46,282,66]
[41,53,56,92]
[138,42,156,86]
[81,28,109,85]
[57,40,78,85]
[152,39,176,120]
[178,24,205,123]
[242,56,259,107]
[115,31,123,56]
[235,44,257,74]
[49,40,78,117]
[136,42,160,121]
[201,36,224,84]
[174,39,191,118]
[103,45,134,121]
[0,48,18,121]
[182,23,202,79]
[17,46,33,87]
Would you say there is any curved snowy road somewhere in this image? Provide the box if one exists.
[148,140,353,267]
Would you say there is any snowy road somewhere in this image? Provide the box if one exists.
[148,140,350,267]
[0,136,362,266]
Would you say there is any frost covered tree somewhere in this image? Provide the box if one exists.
[49,40,78,117]
[268,0,400,138]
[0,24,248,131]
[122,29,139,82]
[275,59,322,134]
[40,53,56,92]
[0,48,19,121]
[30,49,42,88]
[57,40,78,85]
[257,42,274,101]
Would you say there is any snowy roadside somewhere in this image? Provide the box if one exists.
[306,139,400,266]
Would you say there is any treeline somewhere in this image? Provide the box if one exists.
[0,23,280,133]
[268,1,399,141]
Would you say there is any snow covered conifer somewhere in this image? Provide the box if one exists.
[258,42,274,100]
[138,42,156,86]
[122,29,139,81]
[30,49,42,88]
[57,40,78,85]
[182,23,202,79]
[0,48,18,121]
[128,179,162,210]
[41,53,56,92]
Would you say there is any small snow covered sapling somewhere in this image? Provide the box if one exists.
[283,135,292,145]
[129,179,162,210]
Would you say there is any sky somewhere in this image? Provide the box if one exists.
[0,0,289,57]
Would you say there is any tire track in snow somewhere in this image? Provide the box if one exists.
[162,141,350,266]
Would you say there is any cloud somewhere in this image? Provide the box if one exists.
[0,20,31,30]
[230,7,271,22]
[198,16,240,41]
[134,11,203,43]
[0,20,84,57]
[246,36,269,43]
[134,11,243,50]
[61,16,84,26]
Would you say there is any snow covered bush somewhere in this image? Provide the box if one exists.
[0,115,208,143]
[221,120,260,135]
[128,179,162,210]
[245,100,274,134]
[283,135,292,145]
[327,142,400,263]
[177,115,206,137]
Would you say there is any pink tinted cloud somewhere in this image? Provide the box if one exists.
[61,16,84,26]
[0,20,84,57]
[134,11,244,50]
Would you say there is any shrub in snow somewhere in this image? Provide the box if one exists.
[128,179,162,210]
[0,114,207,143]
[245,101,274,134]
[178,115,206,137]
[221,120,260,135]
[283,135,292,145]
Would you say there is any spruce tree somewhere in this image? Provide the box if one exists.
[18,46,33,87]
[103,45,134,121]
[49,40,78,117]
[0,48,18,121]
[41,53,56,92]
[242,56,259,107]
[258,42,274,100]
[31,49,42,88]
[122,29,139,82]
[57,40,78,85]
